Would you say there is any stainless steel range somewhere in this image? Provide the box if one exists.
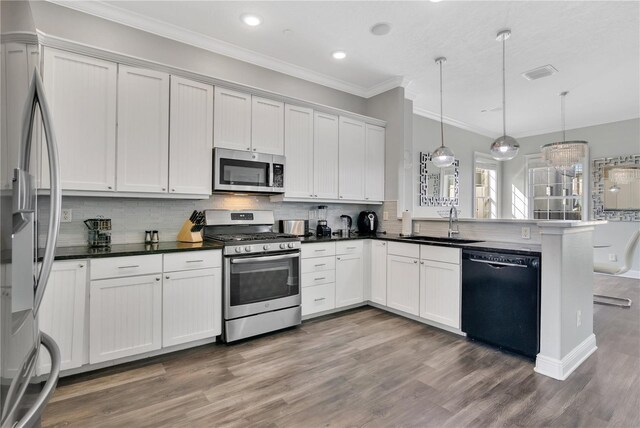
[204,210,301,342]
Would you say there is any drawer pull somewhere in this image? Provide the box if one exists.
[314,297,326,302]
[314,263,326,267]
[185,260,204,263]
[314,249,327,252]
[118,265,140,269]
[314,277,326,281]
[346,246,357,250]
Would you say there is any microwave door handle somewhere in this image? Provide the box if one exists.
[231,253,299,264]
[268,162,273,189]
[23,71,62,315]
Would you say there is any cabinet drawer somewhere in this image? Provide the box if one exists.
[302,283,336,316]
[302,270,336,288]
[421,245,460,264]
[336,240,363,255]
[90,255,162,280]
[301,242,336,259]
[387,241,420,258]
[163,250,221,272]
[301,256,335,274]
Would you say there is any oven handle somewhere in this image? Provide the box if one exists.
[231,253,299,264]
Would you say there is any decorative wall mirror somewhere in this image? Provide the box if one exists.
[419,152,459,206]
[593,154,640,221]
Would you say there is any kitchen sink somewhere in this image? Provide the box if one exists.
[398,236,483,244]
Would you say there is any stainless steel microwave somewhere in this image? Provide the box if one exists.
[213,148,285,194]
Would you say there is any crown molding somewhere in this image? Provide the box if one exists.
[413,107,499,138]
[46,0,405,99]
[512,114,640,139]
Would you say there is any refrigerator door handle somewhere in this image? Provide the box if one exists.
[21,71,62,315]
[14,332,61,428]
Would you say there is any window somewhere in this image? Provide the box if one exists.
[526,154,588,220]
[473,153,501,219]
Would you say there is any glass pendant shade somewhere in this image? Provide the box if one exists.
[541,140,588,169]
[490,135,519,161]
[608,184,621,193]
[432,145,455,167]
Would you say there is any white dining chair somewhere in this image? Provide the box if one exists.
[593,229,640,308]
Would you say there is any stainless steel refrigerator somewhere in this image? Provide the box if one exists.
[1,1,63,426]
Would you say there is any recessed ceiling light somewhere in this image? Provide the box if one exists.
[241,14,261,27]
[430,0,443,3]
[370,22,391,36]
[332,51,347,60]
[521,64,559,81]
[282,29,293,37]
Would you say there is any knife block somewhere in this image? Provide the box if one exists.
[177,220,203,243]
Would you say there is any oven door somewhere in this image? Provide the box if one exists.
[225,251,301,320]
[213,148,274,193]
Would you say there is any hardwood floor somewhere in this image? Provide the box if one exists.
[43,275,640,427]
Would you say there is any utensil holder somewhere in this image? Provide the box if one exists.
[177,220,203,243]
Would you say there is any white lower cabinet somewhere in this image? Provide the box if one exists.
[386,255,420,316]
[419,247,461,329]
[162,267,221,347]
[37,261,87,375]
[301,243,337,316]
[302,283,336,316]
[89,274,162,364]
[370,240,387,305]
[335,253,364,308]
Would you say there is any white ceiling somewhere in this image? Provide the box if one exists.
[51,1,640,138]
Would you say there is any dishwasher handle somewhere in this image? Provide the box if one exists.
[467,257,528,269]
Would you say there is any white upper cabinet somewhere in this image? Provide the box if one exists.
[338,116,366,200]
[42,47,117,191]
[251,96,284,155]
[284,104,314,198]
[314,112,340,199]
[169,76,213,195]
[213,87,251,151]
[117,65,169,193]
[365,124,385,201]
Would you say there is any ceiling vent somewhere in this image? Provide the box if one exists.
[521,65,558,81]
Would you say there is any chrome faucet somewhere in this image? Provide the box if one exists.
[448,206,459,238]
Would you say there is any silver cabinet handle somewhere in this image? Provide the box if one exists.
[382,243,386,246]
[166,275,170,279]
[346,247,357,250]
[162,187,166,191]
[314,249,327,252]
[79,264,84,268]
[314,297,326,302]
[171,188,175,192]
[186,260,204,263]
[108,186,113,190]
[156,277,161,281]
[337,257,341,261]
[314,263,326,267]
[413,260,418,264]
[118,265,140,269]
[420,261,424,265]
[314,195,318,197]
[246,147,251,151]
[314,277,326,281]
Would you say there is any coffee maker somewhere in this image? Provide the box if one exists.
[316,205,331,238]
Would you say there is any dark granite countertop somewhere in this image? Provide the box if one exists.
[301,233,541,256]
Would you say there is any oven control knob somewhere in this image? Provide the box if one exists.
[244,246,252,252]
[235,247,242,254]
[279,243,287,249]
[263,244,270,250]
[287,242,295,249]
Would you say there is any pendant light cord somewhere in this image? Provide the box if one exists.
[561,92,567,142]
[439,59,444,148]
[502,36,506,137]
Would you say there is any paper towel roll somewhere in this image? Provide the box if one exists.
[401,211,412,236]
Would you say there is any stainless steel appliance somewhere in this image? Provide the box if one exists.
[1,2,63,426]
[278,219,309,236]
[339,215,352,237]
[213,148,285,194]
[315,205,331,238]
[357,211,379,235]
[461,249,541,358]
[204,210,301,342]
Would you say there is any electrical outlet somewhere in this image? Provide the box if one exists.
[521,227,531,239]
[61,209,72,223]
[383,211,389,221]
[576,310,582,327]
[414,223,420,233]
[608,253,617,262]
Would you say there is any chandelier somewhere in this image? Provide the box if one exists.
[608,168,640,185]
[541,92,588,169]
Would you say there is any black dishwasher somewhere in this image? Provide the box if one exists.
[461,249,541,359]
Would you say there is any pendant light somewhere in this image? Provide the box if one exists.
[431,57,455,168]
[490,29,519,161]
[541,91,588,169]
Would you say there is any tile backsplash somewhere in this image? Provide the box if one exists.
[39,195,380,247]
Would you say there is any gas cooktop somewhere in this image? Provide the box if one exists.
[206,232,298,243]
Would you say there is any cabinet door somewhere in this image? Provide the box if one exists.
[213,87,251,151]
[420,260,461,328]
[1,43,40,189]
[169,76,213,195]
[42,48,117,191]
[335,253,364,308]
[313,112,339,199]
[370,240,387,305]
[386,255,420,316]
[90,274,162,363]
[365,124,385,201]
[251,96,284,155]
[284,104,314,198]
[163,268,221,347]
[338,116,366,200]
[117,65,169,193]
[37,261,87,375]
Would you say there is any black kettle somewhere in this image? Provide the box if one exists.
[357,211,379,235]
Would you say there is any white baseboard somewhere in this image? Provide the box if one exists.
[534,334,597,381]
[619,270,640,280]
